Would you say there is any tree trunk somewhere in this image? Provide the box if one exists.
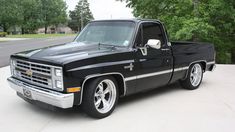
[192,33,199,42]
[45,25,48,34]
[21,27,25,34]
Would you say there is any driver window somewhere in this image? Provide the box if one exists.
[141,22,165,47]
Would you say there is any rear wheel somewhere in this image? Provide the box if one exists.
[180,63,203,90]
[82,76,119,119]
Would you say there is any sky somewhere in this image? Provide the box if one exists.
[65,0,134,20]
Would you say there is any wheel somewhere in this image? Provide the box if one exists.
[180,63,203,90]
[82,76,119,119]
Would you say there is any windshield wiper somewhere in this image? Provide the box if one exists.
[98,43,126,48]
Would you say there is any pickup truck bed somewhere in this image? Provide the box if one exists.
[170,41,215,82]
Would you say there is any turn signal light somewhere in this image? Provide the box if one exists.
[67,87,81,93]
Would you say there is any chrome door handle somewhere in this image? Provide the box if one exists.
[161,48,170,51]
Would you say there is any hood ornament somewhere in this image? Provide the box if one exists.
[26,69,33,76]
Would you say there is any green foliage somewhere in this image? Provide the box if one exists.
[120,0,235,63]
[0,0,67,34]
[19,0,43,34]
[0,0,22,32]
[41,0,68,34]
[68,0,94,32]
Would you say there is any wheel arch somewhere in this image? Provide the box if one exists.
[80,72,126,105]
[199,61,206,72]
[183,60,207,80]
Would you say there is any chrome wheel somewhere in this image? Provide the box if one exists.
[94,79,117,114]
[190,64,202,87]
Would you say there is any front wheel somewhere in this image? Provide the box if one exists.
[180,63,203,90]
[82,76,119,119]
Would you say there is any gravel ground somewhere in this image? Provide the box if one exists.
[0,65,235,132]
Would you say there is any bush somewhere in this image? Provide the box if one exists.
[232,48,235,64]
[216,51,232,64]
[0,32,7,37]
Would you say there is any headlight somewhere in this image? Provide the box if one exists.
[55,68,62,77]
[55,80,62,89]
[53,67,64,91]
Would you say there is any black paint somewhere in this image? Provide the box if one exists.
[10,19,215,106]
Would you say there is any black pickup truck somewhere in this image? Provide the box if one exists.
[8,19,216,118]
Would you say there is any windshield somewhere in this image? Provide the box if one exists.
[75,21,136,47]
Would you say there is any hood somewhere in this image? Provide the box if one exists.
[14,42,127,64]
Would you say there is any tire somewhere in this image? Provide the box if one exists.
[82,76,119,119]
[180,63,203,90]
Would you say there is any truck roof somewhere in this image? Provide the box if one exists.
[91,18,162,24]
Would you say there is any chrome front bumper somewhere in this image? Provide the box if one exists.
[7,77,74,109]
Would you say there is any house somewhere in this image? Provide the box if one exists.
[37,25,74,34]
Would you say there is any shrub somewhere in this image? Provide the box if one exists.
[0,32,7,37]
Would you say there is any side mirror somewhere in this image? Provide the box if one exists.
[146,39,161,49]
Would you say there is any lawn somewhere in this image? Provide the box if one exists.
[6,33,77,38]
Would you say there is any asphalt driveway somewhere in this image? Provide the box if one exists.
[0,65,235,132]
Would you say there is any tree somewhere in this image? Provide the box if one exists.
[68,11,80,32]
[119,0,235,64]
[0,0,22,32]
[68,0,94,32]
[0,0,68,34]
[19,0,43,34]
[41,0,67,34]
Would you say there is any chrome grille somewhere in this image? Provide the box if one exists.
[14,60,52,88]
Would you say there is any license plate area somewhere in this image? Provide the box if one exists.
[23,88,32,99]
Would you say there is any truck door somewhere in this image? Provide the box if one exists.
[135,22,173,92]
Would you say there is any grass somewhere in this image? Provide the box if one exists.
[6,33,77,38]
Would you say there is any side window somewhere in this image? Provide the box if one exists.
[142,23,165,47]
